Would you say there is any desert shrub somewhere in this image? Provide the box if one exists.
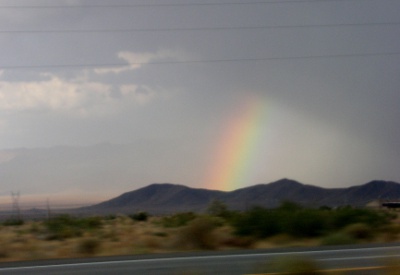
[257,256,321,274]
[221,236,254,248]
[331,208,389,229]
[232,207,281,238]
[343,223,373,240]
[0,248,8,259]
[103,214,117,220]
[82,216,102,228]
[206,200,233,219]
[153,232,168,237]
[44,215,102,240]
[319,205,332,211]
[77,238,101,255]
[177,217,219,249]
[278,201,303,212]
[162,212,197,228]
[232,206,329,239]
[129,212,149,222]
[45,216,81,240]
[232,205,391,240]
[283,209,328,237]
[29,222,41,234]
[2,219,24,226]
[320,232,356,246]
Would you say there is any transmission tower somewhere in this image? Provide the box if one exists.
[11,191,21,220]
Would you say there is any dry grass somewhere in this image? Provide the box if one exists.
[0,215,201,261]
[0,214,399,263]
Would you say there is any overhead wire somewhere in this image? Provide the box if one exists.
[1,52,399,70]
[0,22,399,34]
[0,0,365,9]
[0,0,397,70]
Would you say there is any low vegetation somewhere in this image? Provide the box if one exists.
[128,212,149,222]
[256,255,322,275]
[0,202,398,263]
[230,202,393,241]
[44,215,102,240]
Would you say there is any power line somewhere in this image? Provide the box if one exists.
[0,0,366,9]
[1,22,398,34]
[1,51,399,70]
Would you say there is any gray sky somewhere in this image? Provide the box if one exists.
[0,0,399,203]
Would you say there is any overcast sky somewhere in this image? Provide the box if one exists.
[0,0,399,202]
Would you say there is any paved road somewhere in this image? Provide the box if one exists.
[0,243,399,274]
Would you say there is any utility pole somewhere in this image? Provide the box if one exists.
[11,191,21,221]
[46,198,51,220]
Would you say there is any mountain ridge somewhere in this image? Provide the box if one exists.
[82,179,400,214]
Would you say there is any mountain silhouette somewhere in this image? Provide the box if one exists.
[82,179,400,214]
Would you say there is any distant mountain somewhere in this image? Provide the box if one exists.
[0,143,199,202]
[85,183,225,214]
[82,179,400,214]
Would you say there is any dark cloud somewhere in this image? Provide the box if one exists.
[0,0,399,199]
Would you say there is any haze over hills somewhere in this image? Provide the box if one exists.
[1,144,399,208]
[1,145,400,215]
[83,179,400,215]
[0,143,201,204]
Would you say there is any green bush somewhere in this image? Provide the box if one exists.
[284,210,328,237]
[77,238,101,255]
[153,232,168,237]
[29,222,42,234]
[343,223,373,240]
[162,212,197,228]
[278,201,303,212]
[232,207,281,238]
[319,205,332,211]
[83,216,102,228]
[103,214,116,220]
[0,248,8,259]
[129,212,149,222]
[2,219,24,226]
[232,206,327,238]
[44,215,102,240]
[206,200,233,219]
[225,205,391,240]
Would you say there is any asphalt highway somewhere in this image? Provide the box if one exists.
[0,243,399,274]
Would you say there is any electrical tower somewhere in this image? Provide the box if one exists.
[11,191,21,220]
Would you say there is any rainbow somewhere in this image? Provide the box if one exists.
[205,95,269,190]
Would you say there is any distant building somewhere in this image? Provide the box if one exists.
[381,201,400,209]
[366,200,382,209]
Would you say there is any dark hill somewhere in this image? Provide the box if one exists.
[85,183,226,214]
[225,179,332,209]
[332,180,400,206]
[82,179,400,214]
